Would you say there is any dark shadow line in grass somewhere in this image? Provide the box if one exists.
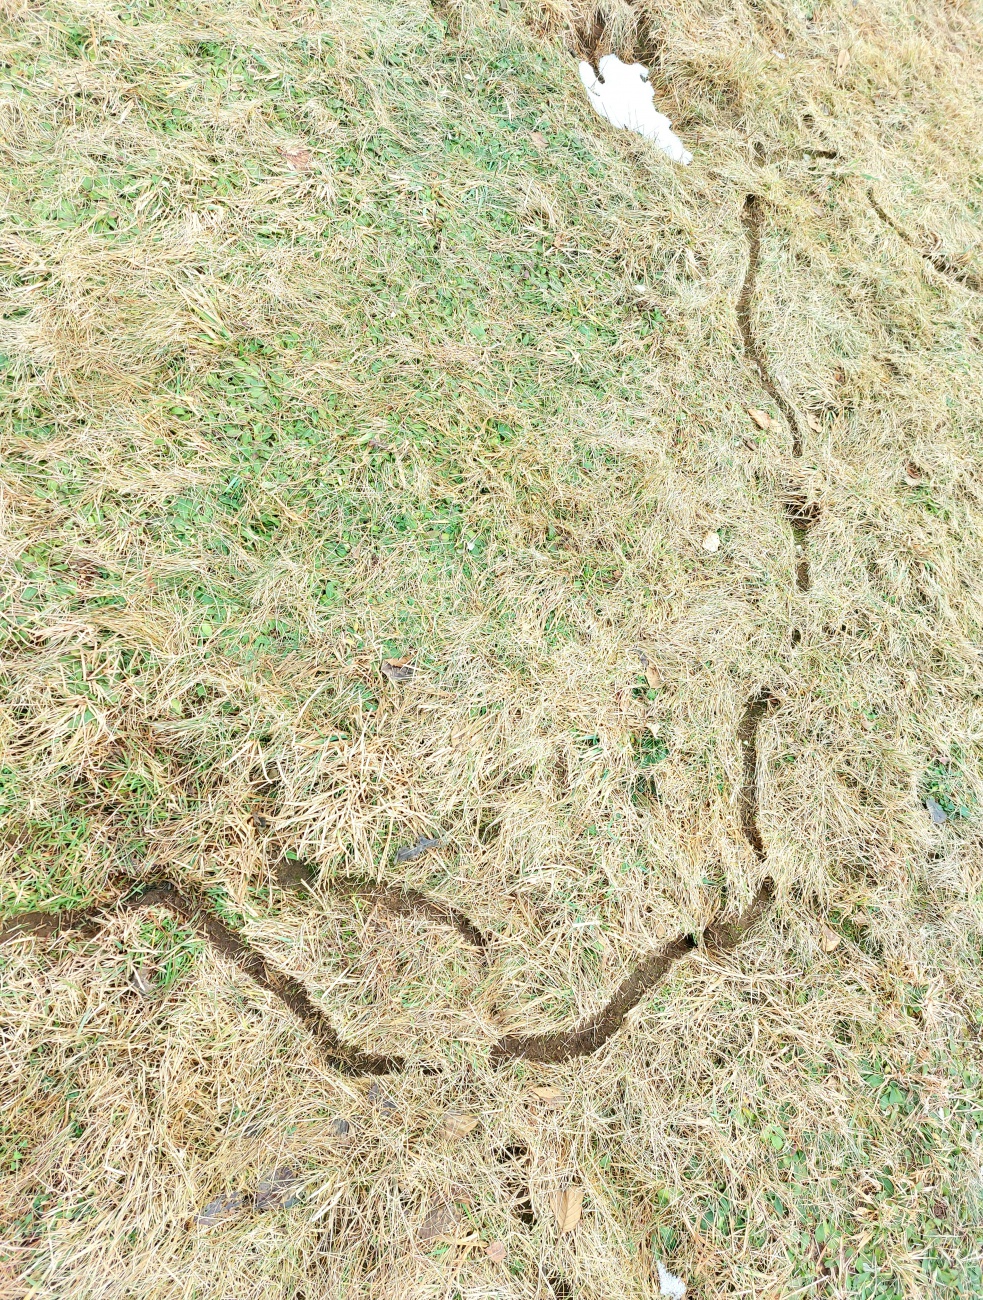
[869,189,982,294]
[288,866,489,955]
[3,695,776,1072]
[429,0,460,38]
[738,193,803,455]
[573,7,606,66]
[488,691,777,1064]
[0,880,401,1076]
[739,193,818,591]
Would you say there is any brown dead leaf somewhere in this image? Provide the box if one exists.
[529,1086,564,1102]
[485,1240,507,1264]
[836,48,851,75]
[443,1111,480,1140]
[381,658,415,682]
[806,411,822,433]
[418,1201,461,1243]
[450,722,468,749]
[554,1186,583,1234]
[195,1191,246,1228]
[820,924,842,953]
[904,461,924,486]
[748,408,773,430]
[255,1166,301,1211]
[129,966,154,996]
[280,144,313,171]
[644,664,663,689]
[530,131,547,151]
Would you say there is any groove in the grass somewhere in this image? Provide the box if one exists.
[277,860,488,954]
[490,884,772,1064]
[493,1145,573,1294]
[573,7,606,64]
[869,189,982,293]
[0,881,400,1076]
[738,689,776,860]
[738,193,817,591]
[483,690,776,1064]
[783,490,820,595]
[429,0,460,37]
[2,695,775,1070]
[738,195,804,458]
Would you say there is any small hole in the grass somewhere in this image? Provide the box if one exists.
[429,0,459,35]
[495,1145,535,1225]
[496,1143,527,1160]
[477,816,500,845]
[277,858,317,890]
[574,7,606,64]
[790,627,801,646]
[833,1019,853,1044]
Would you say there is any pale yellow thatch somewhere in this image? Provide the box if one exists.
[2,0,982,1294]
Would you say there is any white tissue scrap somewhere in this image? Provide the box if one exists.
[656,1260,687,1300]
[579,55,692,164]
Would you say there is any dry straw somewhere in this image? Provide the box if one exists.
[2,0,982,1295]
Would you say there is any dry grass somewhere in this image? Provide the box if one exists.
[2,0,983,1294]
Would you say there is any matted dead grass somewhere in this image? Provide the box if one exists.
[2,0,983,1294]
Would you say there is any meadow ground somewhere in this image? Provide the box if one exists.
[2,0,983,1295]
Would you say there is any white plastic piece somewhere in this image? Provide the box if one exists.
[656,1259,687,1299]
[579,55,692,164]
[702,531,720,552]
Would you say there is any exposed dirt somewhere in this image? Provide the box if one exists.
[325,873,489,954]
[869,188,983,294]
[737,689,777,861]
[737,194,803,455]
[1,693,777,1071]
[738,192,819,590]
